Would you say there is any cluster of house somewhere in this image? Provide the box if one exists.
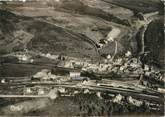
[56,50,137,74]
[97,28,121,49]
[15,52,34,63]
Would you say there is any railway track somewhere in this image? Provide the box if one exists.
[0,79,163,103]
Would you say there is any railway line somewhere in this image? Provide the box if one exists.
[0,77,163,103]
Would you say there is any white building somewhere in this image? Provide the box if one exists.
[70,71,81,79]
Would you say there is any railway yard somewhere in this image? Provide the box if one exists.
[0,0,164,116]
